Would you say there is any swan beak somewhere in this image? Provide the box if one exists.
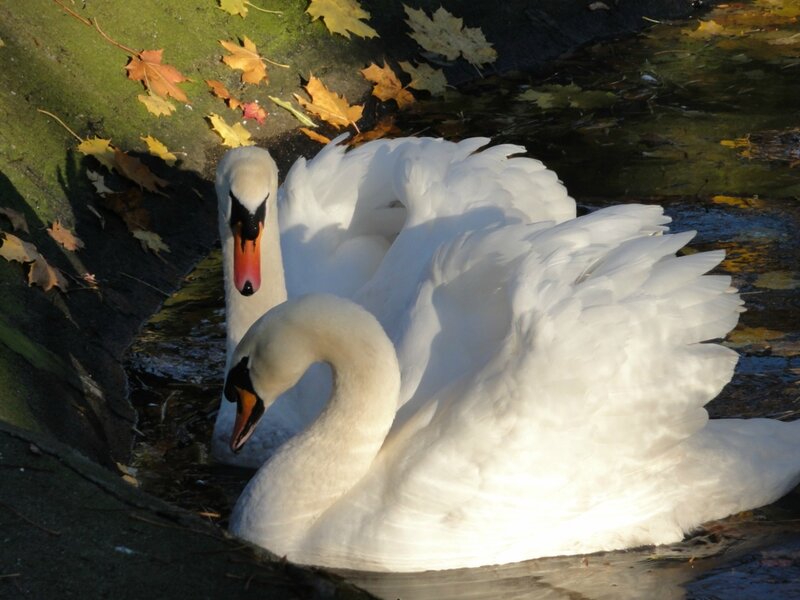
[230,386,265,453]
[233,223,263,296]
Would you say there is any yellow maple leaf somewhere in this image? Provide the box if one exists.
[137,92,176,117]
[208,113,255,147]
[220,37,268,85]
[361,62,414,109]
[219,0,282,17]
[398,61,447,96]
[294,75,363,131]
[78,137,116,171]
[306,0,378,39]
[404,5,497,67]
[141,136,177,166]
[0,232,39,264]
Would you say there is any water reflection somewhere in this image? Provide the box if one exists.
[127,1,800,597]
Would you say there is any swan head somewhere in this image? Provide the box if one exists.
[216,146,279,297]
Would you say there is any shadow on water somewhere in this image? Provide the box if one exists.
[127,1,800,597]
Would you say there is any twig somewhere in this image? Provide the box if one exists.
[37,109,84,142]
[53,0,91,26]
[119,272,170,297]
[0,501,61,536]
[0,573,21,580]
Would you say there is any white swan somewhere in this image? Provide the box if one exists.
[213,136,575,466]
[223,205,800,571]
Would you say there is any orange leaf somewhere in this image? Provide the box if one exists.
[220,37,268,85]
[299,127,331,144]
[28,256,68,292]
[295,75,363,130]
[242,101,268,124]
[0,232,38,263]
[113,149,168,194]
[126,49,189,103]
[47,220,85,252]
[349,116,400,146]
[0,207,30,233]
[361,62,414,109]
[206,79,242,109]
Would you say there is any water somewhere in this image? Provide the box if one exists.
[127,1,800,597]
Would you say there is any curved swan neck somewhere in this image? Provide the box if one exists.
[231,296,400,552]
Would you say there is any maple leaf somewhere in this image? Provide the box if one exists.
[294,75,363,131]
[86,170,116,196]
[268,96,317,127]
[221,37,268,85]
[133,229,170,256]
[299,127,332,145]
[398,61,447,96]
[684,19,725,39]
[137,92,176,117]
[141,135,177,166]
[0,207,30,233]
[0,232,38,263]
[306,0,378,39]
[78,137,116,171]
[404,6,497,67]
[350,116,400,146]
[126,49,189,102]
[28,256,68,292]
[208,113,255,147]
[113,149,169,194]
[47,220,85,252]
[100,189,151,232]
[219,0,282,17]
[242,102,268,124]
[361,62,414,109]
[206,79,242,109]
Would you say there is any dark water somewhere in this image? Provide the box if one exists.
[127,2,800,598]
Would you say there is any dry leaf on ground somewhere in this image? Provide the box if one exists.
[300,127,332,144]
[306,0,378,39]
[113,149,168,194]
[100,189,151,232]
[0,207,29,233]
[206,79,243,109]
[141,136,178,166]
[361,62,414,109]
[294,75,363,130]
[0,232,38,263]
[47,221,84,252]
[219,0,282,17]
[221,37,268,85]
[78,137,117,171]
[208,113,255,147]
[398,61,447,95]
[404,5,497,67]
[268,96,317,127]
[242,102,268,124]
[126,49,189,102]
[137,93,177,117]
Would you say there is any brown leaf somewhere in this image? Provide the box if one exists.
[100,189,151,232]
[361,62,414,109]
[0,207,30,233]
[126,49,189,102]
[47,220,85,252]
[113,149,168,194]
[0,232,38,263]
[299,127,332,144]
[220,37,268,85]
[206,79,242,109]
[349,116,400,146]
[295,75,363,130]
[28,255,68,292]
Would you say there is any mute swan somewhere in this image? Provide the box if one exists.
[225,208,800,572]
[213,136,575,466]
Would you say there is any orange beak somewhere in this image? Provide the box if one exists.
[233,223,263,296]
[231,386,260,453]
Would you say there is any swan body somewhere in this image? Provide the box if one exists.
[225,207,800,572]
[213,136,575,466]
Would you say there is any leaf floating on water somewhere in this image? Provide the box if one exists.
[728,326,785,345]
[208,113,255,147]
[361,62,414,109]
[519,84,616,111]
[47,220,84,252]
[399,61,447,96]
[349,116,401,146]
[754,271,800,290]
[720,136,752,159]
[684,19,726,39]
[306,0,378,39]
[0,207,29,233]
[711,195,767,209]
[133,229,170,256]
[404,5,497,67]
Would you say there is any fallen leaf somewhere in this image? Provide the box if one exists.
[0,232,38,263]
[404,5,497,67]
[306,0,378,39]
[711,195,767,209]
[126,49,189,102]
[361,62,414,109]
[100,189,150,232]
[206,79,242,109]
[242,101,268,124]
[113,149,169,193]
[720,136,752,159]
[588,2,610,9]
[47,220,84,252]
[133,229,170,255]
[268,96,317,127]
[141,135,177,166]
[0,207,29,233]
[754,271,800,290]
[78,137,116,171]
[82,272,99,288]
[768,32,800,46]
[398,61,447,95]
[519,83,616,110]
[219,0,249,17]
[137,93,177,117]
[299,127,332,144]
[208,113,255,147]
[220,37,267,85]
[86,170,116,196]
[28,256,68,292]
[294,75,363,130]
[349,116,400,146]
[684,19,725,38]
[728,326,785,344]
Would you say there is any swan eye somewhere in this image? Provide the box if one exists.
[224,356,254,403]
[229,194,267,241]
